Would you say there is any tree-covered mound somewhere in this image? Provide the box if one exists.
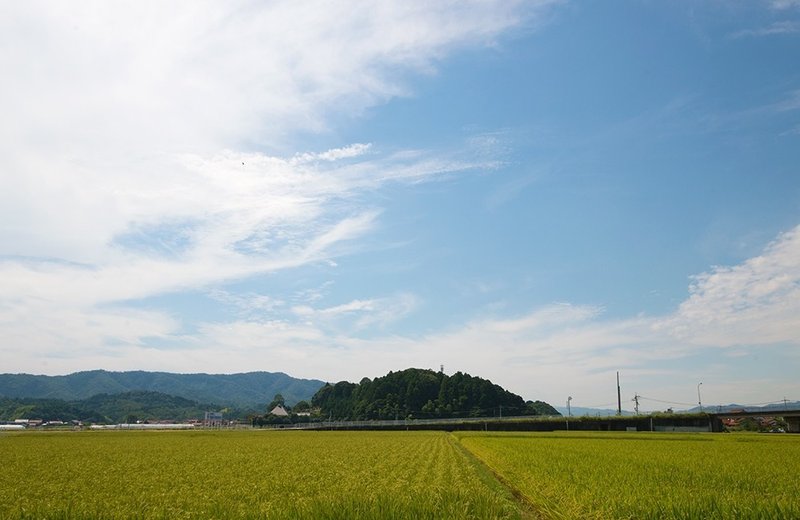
[311,368,558,420]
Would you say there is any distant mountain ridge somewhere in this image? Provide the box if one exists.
[0,370,325,408]
[684,402,800,414]
[0,391,226,424]
[556,402,800,417]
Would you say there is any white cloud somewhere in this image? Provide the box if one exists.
[1,1,547,263]
[658,225,800,347]
[2,1,554,373]
[293,143,373,164]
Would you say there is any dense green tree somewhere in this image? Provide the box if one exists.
[267,394,286,412]
[311,368,554,420]
[293,400,311,412]
[526,400,560,416]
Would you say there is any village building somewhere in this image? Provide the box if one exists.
[269,405,289,417]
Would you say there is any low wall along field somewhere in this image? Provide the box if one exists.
[1,430,798,519]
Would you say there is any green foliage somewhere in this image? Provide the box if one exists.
[0,431,522,519]
[311,368,547,420]
[292,400,311,412]
[266,393,285,412]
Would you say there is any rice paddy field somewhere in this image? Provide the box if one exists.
[1,429,798,519]
[458,431,800,519]
[0,430,518,519]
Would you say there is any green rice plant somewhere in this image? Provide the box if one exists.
[0,430,521,519]
[456,431,800,520]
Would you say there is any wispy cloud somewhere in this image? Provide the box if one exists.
[293,143,373,164]
[292,293,418,331]
[772,89,800,112]
[730,21,800,38]
[208,290,285,319]
[771,0,800,9]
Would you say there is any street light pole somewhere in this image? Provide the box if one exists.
[567,396,572,417]
[697,382,703,413]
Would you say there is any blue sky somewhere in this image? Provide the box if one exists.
[1,1,799,411]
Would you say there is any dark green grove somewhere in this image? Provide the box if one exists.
[311,368,558,421]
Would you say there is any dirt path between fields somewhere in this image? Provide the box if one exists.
[448,433,547,520]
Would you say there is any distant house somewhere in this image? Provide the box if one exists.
[204,411,224,427]
[270,405,289,417]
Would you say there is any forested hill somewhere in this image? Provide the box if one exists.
[0,370,324,408]
[0,391,237,424]
[311,368,559,420]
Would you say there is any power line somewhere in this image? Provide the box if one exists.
[576,402,618,409]
[638,396,696,407]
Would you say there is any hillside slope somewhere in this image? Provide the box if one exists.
[0,391,240,423]
[0,370,324,408]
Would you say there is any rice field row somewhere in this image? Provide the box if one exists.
[456,431,800,519]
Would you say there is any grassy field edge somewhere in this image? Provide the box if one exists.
[449,433,543,520]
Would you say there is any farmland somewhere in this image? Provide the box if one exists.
[1,430,799,519]
[458,431,800,519]
[0,430,518,519]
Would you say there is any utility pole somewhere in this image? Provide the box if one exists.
[697,382,703,413]
[784,397,789,411]
[632,394,640,415]
[616,372,622,416]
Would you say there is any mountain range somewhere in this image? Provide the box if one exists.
[0,370,325,408]
[556,402,800,417]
